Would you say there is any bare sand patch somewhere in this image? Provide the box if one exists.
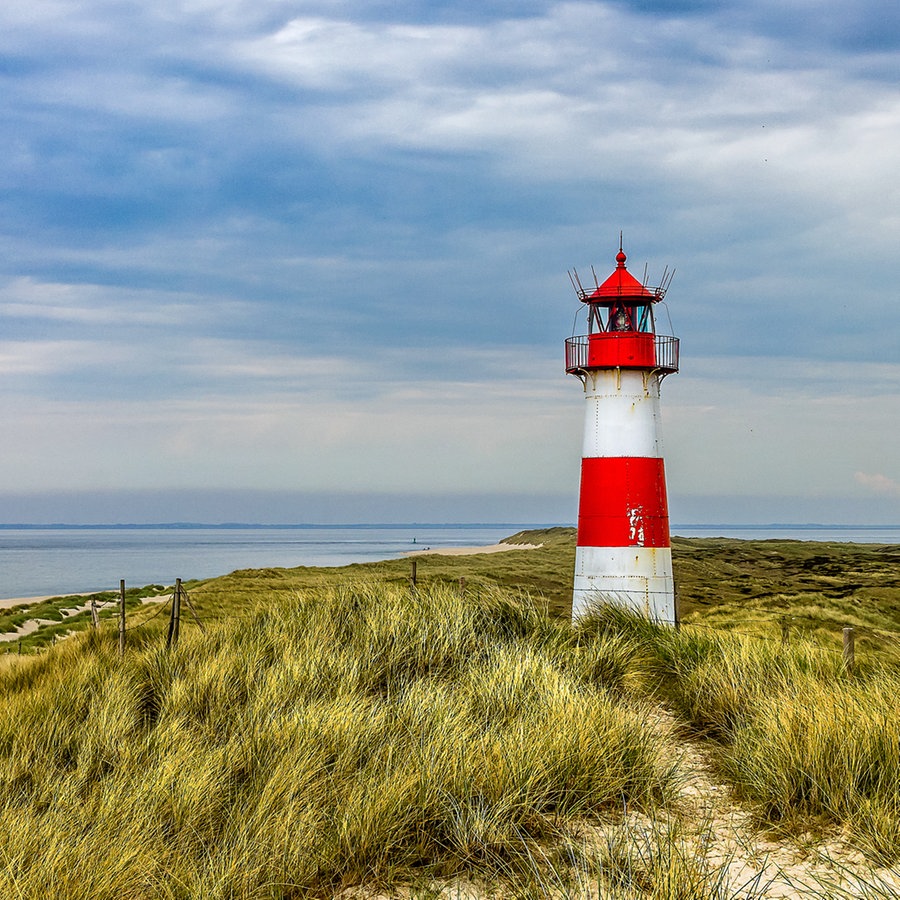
[0,592,171,643]
[0,592,96,610]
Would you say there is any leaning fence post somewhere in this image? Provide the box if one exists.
[780,616,790,646]
[118,579,126,657]
[90,595,100,630]
[843,626,855,673]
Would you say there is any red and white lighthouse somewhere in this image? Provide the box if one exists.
[565,242,679,623]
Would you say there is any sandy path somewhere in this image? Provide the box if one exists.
[338,713,900,898]
[656,710,900,897]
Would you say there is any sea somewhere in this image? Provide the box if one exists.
[0,524,538,600]
[1,523,899,601]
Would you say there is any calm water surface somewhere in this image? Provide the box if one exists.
[0,525,538,599]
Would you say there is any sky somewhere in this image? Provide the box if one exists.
[2,0,900,525]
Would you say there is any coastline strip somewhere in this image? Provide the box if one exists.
[404,542,542,557]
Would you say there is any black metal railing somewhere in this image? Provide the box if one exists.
[564,334,680,374]
[564,335,590,371]
[655,335,680,373]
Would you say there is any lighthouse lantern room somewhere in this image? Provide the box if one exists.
[565,241,679,623]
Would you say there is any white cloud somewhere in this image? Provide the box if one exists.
[0,340,107,376]
[855,472,900,497]
[229,3,900,209]
[0,379,582,494]
[0,277,230,327]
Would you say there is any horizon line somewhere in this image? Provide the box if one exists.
[0,522,899,530]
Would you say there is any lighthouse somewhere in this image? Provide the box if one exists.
[565,242,679,623]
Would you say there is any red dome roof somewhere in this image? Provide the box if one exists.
[586,248,657,303]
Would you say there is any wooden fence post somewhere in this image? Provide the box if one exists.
[459,576,467,597]
[90,596,99,630]
[118,579,126,657]
[780,617,790,646]
[843,626,855,673]
[167,579,182,649]
[174,579,182,646]
[410,560,418,589]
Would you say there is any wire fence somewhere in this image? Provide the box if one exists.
[6,559,900,669]
[678,612,900,650]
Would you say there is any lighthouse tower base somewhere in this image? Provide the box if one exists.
[573,546,675,624]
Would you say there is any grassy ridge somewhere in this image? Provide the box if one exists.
[671,536,900,665]
[8,528,900,661]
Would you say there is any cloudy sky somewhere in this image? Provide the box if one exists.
[2,0,899,524]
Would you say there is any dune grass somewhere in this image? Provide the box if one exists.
[4,529,900,894]
[670,536,900,666]
[0,582,697,899]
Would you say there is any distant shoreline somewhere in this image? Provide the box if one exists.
[0,591,105,610]
[0,522,558,530]
[1,522,898,530]
[0,541,546,603]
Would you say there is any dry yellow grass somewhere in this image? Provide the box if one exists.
[4,530,900,897]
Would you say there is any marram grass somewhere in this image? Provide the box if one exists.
[585,604,900,866]
[722,668,900,865]
[4,581,900,897]
[0,583,683,899]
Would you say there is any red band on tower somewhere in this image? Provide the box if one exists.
[576,457,670,548]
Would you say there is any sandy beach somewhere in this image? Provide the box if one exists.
[405,542,541,557]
